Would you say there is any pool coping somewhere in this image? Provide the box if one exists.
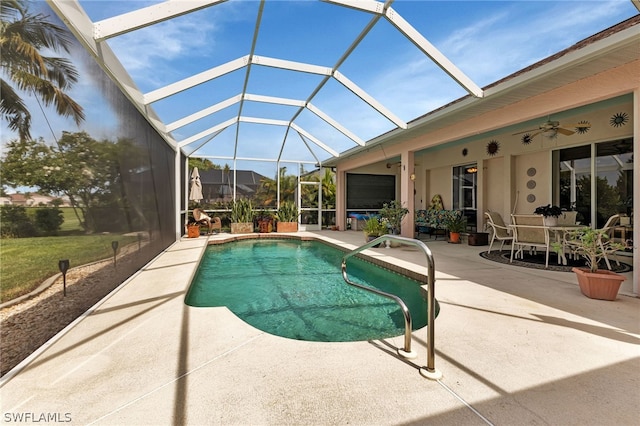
[1,231,638,425]
[204,232,432,286]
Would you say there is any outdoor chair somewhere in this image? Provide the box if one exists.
[599,214,620,269]
[562,214,621,269]
[193,208,221,234]
[510,214,551,269]
[484,211,513,253]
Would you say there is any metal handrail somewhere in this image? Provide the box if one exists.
[341,235,441,379]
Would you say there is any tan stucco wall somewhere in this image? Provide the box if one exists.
[484,156,504,216]
[429,166,452,209]
[513,151,549,215]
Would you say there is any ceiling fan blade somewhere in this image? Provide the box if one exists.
[557,127,575,136]
[512,128,539,135]
[563,123,591,129]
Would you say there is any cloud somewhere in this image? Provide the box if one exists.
[104,2,255,90]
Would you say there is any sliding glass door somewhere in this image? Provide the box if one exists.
[553,138,633,228]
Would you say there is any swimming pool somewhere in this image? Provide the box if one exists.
[185,239,438,342]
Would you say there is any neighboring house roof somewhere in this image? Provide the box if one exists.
[4,194,72,207]
[196,169,268,199]
[198,169,268,186]
[8,194,29,205]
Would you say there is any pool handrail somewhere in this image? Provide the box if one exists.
[341,234,442,380]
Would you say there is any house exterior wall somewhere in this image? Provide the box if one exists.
[484,156,504,221]
[333,60,638,292]
[513,151,549,215]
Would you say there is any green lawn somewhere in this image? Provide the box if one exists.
[0,234,137,303]
[58,207,83,233]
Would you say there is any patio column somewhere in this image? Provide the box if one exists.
[633,88,639,295]
[400,150,415,238]
[335,168,346,231]
[175,149,183,240]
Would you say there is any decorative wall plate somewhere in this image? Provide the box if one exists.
[527,194,536,203]
[527,167,536,177]
[462,148,468,156]
[610,112,628,127]
[527,180,536,189]
[486,140,500,156]
[575,120,591,134]
[521,134,533,145]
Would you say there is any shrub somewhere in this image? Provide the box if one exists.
[275,201,299,222]
[34,207,64,235]
[0,205,37,238]
[230,199,253,223]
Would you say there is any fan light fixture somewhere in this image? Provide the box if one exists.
[466,166,478,173]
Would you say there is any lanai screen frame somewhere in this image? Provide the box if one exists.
[45,0,484,237]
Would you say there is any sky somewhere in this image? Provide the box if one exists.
[2,0,638,184]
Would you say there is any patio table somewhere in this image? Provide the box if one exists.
[508,223,583,266]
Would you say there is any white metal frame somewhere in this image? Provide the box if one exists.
[46,0,485,237]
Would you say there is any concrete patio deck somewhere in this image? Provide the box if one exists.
[1,230,638,425]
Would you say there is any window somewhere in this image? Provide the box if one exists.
[346,174,396,210]
[453,164,477,229]
[553,138,633,228]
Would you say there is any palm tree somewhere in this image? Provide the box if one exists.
[1,0,84,140]
[256,167,297,207]
[321,168,335,208]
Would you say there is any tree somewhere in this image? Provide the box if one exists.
[1,0,84,140]
[255,167,297,207]
[0,131,129,232]
[188,158,220,171]
[320,168,335,208]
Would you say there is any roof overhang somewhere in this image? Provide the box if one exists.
[323,15,640,167]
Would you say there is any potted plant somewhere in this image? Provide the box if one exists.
[534,204,562,226]
[379,200,409,235]
[275,201,299,233]
[362,217,386,244]
[553,227,626,300]
[363,217,386,247]
[444,213,466,244]
[230,199,254,234]
[255,210,274,233]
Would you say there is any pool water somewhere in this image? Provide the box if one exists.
[185,239,438,342]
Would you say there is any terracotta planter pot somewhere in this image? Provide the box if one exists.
[571,267,626,301]
[449,232,461,244]
[276,222,298,233]
[187,225,200,238]
[231,222,253,234]
[258,220,273,233]
[366,235,381,247]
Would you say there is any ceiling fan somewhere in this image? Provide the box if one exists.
[513,119,591,140]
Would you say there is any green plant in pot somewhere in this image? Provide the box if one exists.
[363,217,385,237]
[362,217,386,246]
[534,204,562,226]
[379,200,408,234]
[275,201,299,232]
[230,199,254,234]
[553,227,626,300]
[444,212,466,244]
